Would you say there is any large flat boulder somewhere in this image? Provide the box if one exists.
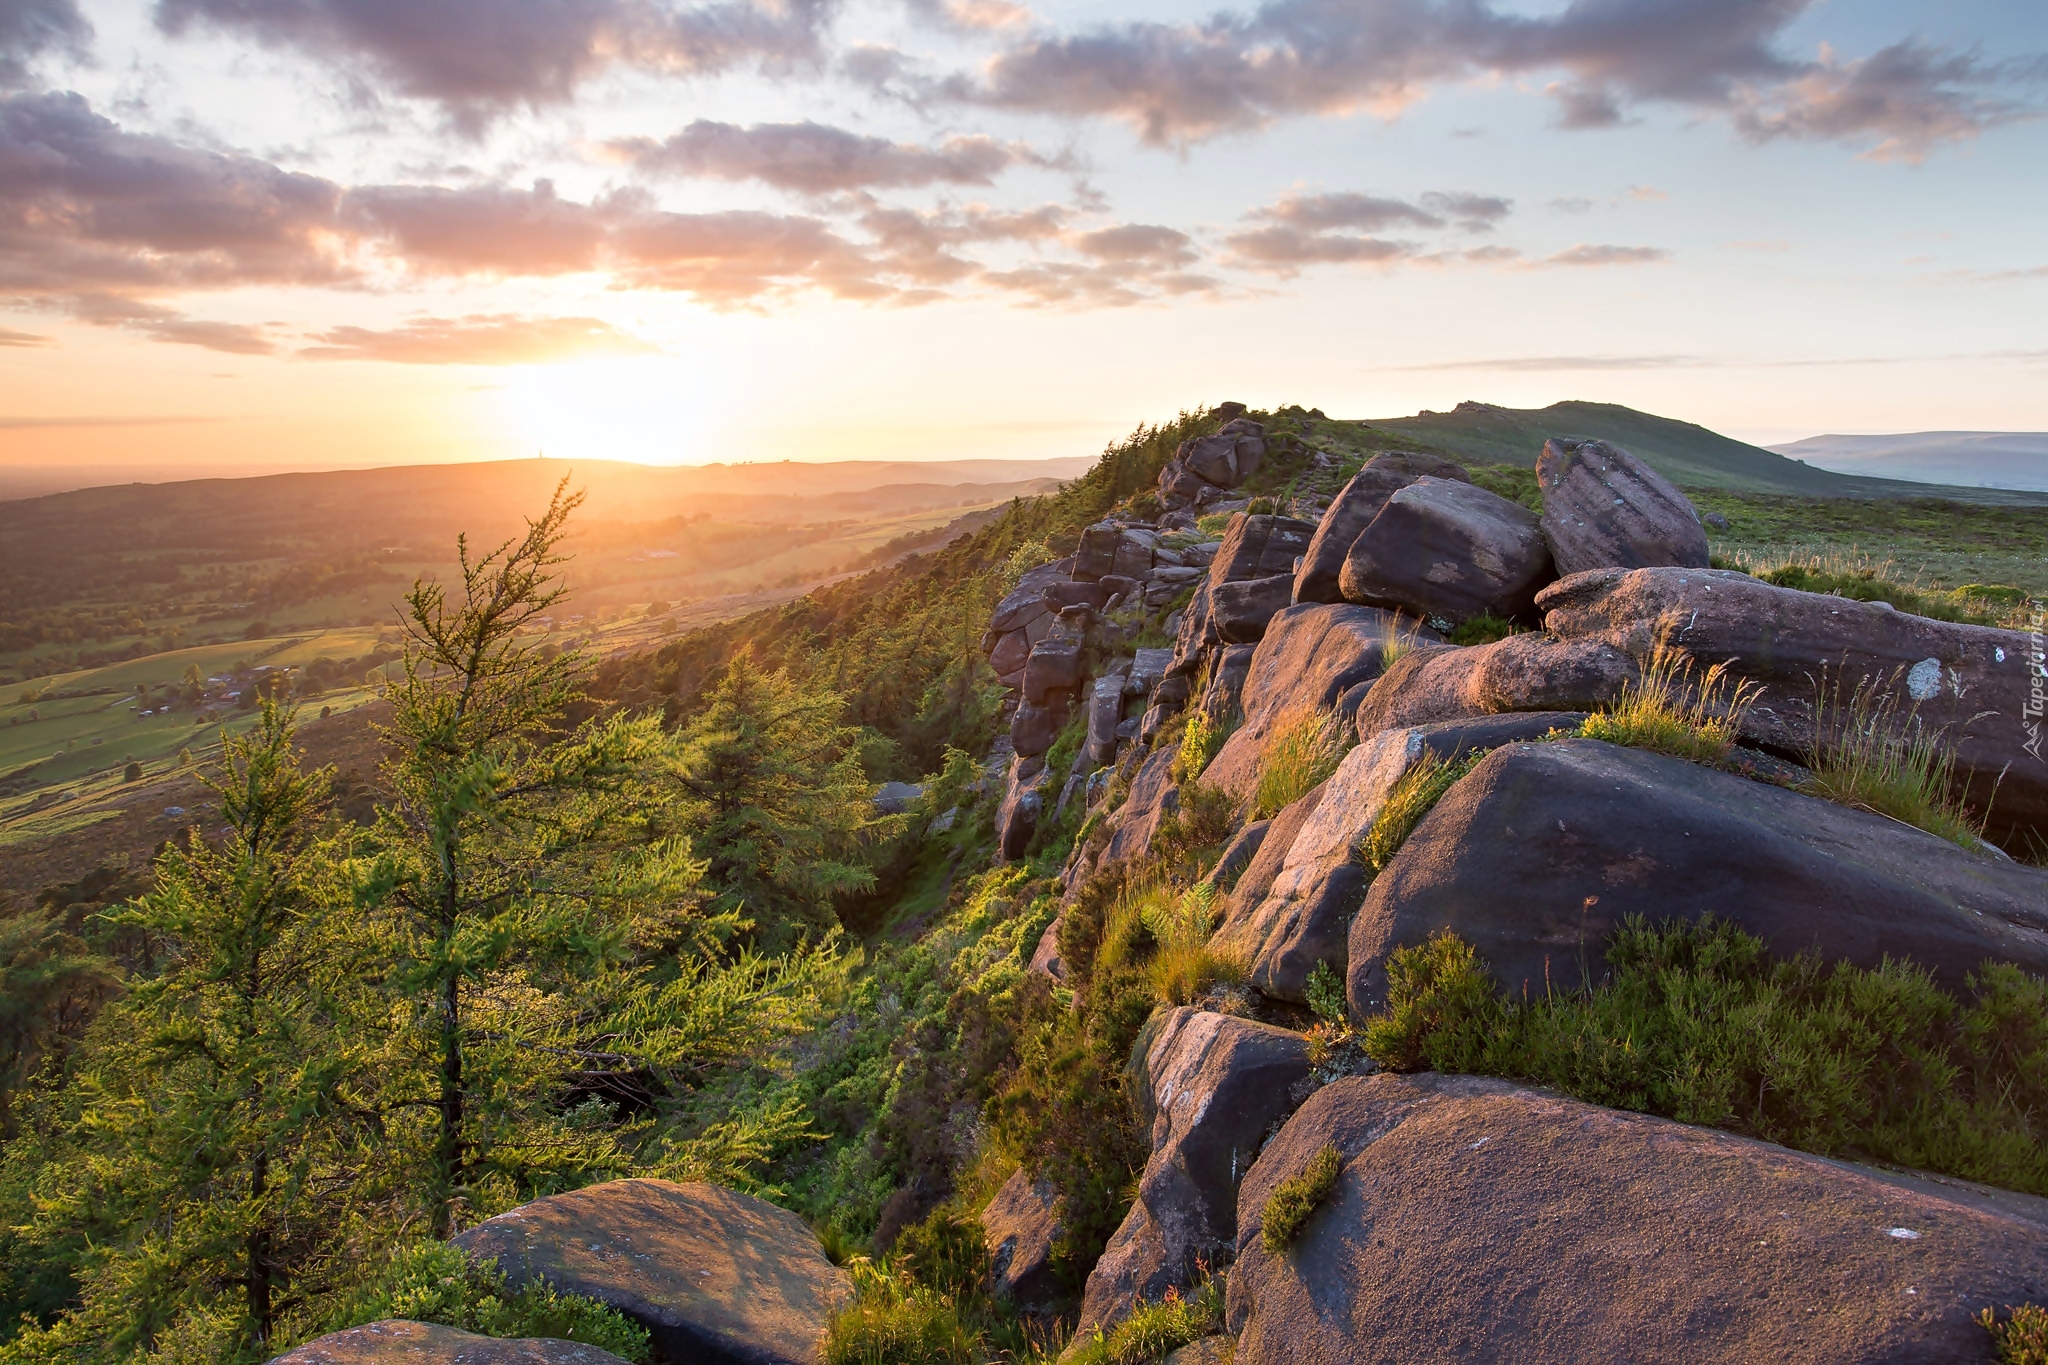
[1228,1072,2048,1365]
[1348,632,1632,738]
[1216,714,1582,1003]
[1339,478,1555,626]
[1346,739,2048,1015]
[1203,605,1432,802]
[983,1169,1063,1310]
[1537,437,1711,575]
[1076,1009,1310,1335]
[271,1322,631,1365]
[450,1179,849,1365]
[988,559,1076,634]
[1010,696,1069,759]
[1292,455,1472,605]
[1211,573,1295,644]
[1219,780,1329,928]
[1539,565,2046,845]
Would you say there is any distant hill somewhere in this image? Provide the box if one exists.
[1362,401,2045,502]
[1766,432,2048,492]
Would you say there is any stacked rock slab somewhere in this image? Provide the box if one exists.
[1346,738,2048,1015]
[1076,1008,1311,1336]
[1292,452,1471,604]
[982,1169,1063,1311]
[449,1179,849,1365]
[272,1322,632,1365]
[1171,513,1317,667]
[1338,477,1555,625]
[1538,565,2048,846]
[1157,417,1268,510]
[1347,630,1635,737]
[1536,436,1710,574]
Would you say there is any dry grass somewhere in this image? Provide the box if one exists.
[1142,884,1245,1004]
[1253,705,1346,819]
[1357,752,1483,874]
[1803,670,1987,850]
[1578,640,1758,766]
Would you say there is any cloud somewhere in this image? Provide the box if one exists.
[903,0,1030,33]
[1224,187,1512,273]
[346,179,614,274]
[903,0,2029,158]
[0,327,51,345]
[1732,39,2043,162]
[1540,243,1671,267]
[0,91,350,296]
[70,295,276,352]
[1395,353,1703,371]
[1072,222,1195,265]
[300,313,659,363]
[0,0,90,88]
[612,119,1029,194]
[154,0,838,132]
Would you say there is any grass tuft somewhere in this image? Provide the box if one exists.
[1253,706,1345,819]
[1802,671,1986,850]
[1981,1303,2048,1365]
[1140,883,1244,1005]
[823,1260,978,1365]
[1358,917,2048,1198]
[1261,1143,1343,1253]
[1357,752,1481,874]
[1066,1276,1224,1365]
[1172,709,1222,784]
[1578,639,1757,765]
[1447,614,1519,646]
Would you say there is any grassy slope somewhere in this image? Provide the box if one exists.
[1362,400,2048,503]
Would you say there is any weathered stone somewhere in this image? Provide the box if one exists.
[873,781,922,814]
[1074,522,1121,581]
[1537,437,1711,575]
[450,1180,849,1365]
[996,755,1051,859]
[1203,604,1434,802]
[1177,419,1267,489]
[1347,739,2048,1016]
[1127,647,1175,700]
[1212,513,1317,585]
[1229,1073,2048,1365]
[1077,1008,1311,1335]
[1292,468,1416,605]
[1200,817,1271,895]
[1100,745,1182,865]
[1010,697,1067,760]
[983,1169,1063,1310]
[1113,529,1159,580]
[1539,565,2048,846]
[1022,639,1083,707]
[1211,574,1296,645]
[1366,450,1470,481]
[1161,1340,1231,1365]
[1339,477,1554,625]
[1048,579,1111,612]
[1086,673,1126,767]
[988,628,1031,680]
[1027,917,1064,980]
[1158,459,1220,510]
[272,1321,631,1365]
[1348,632,1633,738]
[1192,644,1257,732]
[1219,781,1327,928]
[989,560,1073,632]
[1217,714,1586,1003]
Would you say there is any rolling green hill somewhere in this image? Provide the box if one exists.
[1363,400,2047,501]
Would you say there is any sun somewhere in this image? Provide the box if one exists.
[494,356,707,466]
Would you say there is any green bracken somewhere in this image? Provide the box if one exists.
[1261,1144,1343,1253]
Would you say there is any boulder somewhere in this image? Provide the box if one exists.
[1177,419,1267,489]
[1077,1009,1311,1335]
[1100,745,1182,865]
[1215,714,1578,1003]
[982,1169,1063,1310]
[1158,459,1221,510]
[1211,574,1296,645]
[989,560,1074,633]
[1347,738,2048,1015]
[1074,523,1121,581]
[1113,529,1160,580]
[1539,566,2048,846]
[996,756,1051,860]
[1204,605,1435,802]
[1028,917,1064,980]
[1228,1072,2048,1365]
[1200,817,1271,895]
[271,1321,631,1365]
[1211,513,1317,586]
[1010,698,1069,760]
[1086,673,1126,767]
[1220,781,1328,928]
[1292,455,1473,605]
[450,1179,849,1365]
[1537,437,1710,576]
[1339,478,1555,625]
[1348,632,1633,738]
[987,628,1031,680]
[1127,647,1175,701]
[1162,1340,1231,1365]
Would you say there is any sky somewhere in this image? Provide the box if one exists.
[0,0,2044,483]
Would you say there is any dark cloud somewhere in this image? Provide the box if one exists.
[0,327,51,345]
[1224,225,1411,272]
[0,91,350,294]
[1226,187,1511,273]
[1540,243,1670,266]
[301,313,659,363]
[1072,223,1195,265]
[910,0,2027,156]
[1732,39,2041,162]
[0,0,90,88]
[154,0,838,131]
[612,119,1026,194]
